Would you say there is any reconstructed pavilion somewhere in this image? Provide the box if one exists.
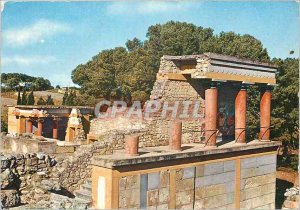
[157,53,277,145]
[7,105,94,141]
[90,53,280,209]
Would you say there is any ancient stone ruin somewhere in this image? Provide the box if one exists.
[1,53,285,209]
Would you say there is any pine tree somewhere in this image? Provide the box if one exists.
[21,88,27,105]
[46,95,54,105]
[17,87,21,105]
[27,90,35,105]
[37,97,46,105]
[62,91,68,105]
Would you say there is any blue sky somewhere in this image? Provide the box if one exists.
[1,1,299,87]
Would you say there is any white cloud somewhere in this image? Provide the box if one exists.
[2,55,57,66]
[3,19,71,47]
[107,1,195,15]
[1,1,5,12]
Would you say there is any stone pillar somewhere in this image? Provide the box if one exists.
[26,118,33,133]
[235,86,247,143]
[125,135,139,156]
[205,85,218,147]
[169,121,182,151]
[53,118,59,139]
[37,119,43,136]
[260,87,272,140]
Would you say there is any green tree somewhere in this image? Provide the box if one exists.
[37,97,46,105]
[45,95,54,105]
[26,90,35,105]
[21,88,27,105]
[72,21,271,102]
[62,91,68,105]
[271,58,299,148]
[17,87,22,105]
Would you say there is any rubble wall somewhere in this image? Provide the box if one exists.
[0,152,57,207]
[89,57,237,145]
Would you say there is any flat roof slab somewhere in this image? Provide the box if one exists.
[92,140,281,169]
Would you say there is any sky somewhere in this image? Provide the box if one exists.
[1,1,299,87]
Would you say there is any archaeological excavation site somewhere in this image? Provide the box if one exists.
[1,53,282,209]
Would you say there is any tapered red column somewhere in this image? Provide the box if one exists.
[26,118,33,133]
[205,86,218,146]
[37,119,43,136]
[125,135,139,156]
[235,86,247,143]
[53,118,58,139]
[169,121,182,151]
[260,87,272,140]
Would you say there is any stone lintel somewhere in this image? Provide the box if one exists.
[91,141,281,169]
[163,53,277,69]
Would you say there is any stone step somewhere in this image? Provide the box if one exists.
[81,183,92,192]
[74,189,92,201]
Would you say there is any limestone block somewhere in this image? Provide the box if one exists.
[241,167,257,179]
[204,162,224,176]
[148,172,160,190]
[240,193,275,209]
[256,164,276,176]
[196,165,204,177]
[243,173,276,189]
[147,189,159,207]
[241,157,258,169]
[225,181,235,193]
[176,190,194,206]
[224,160,236,172]
[226,192,235,204]
[183,167,195,179]
[226,203,236,209]
[256,154,276,166]
[195,183,226,199]
[160,170,169,188]
[158,188,169,204]
[177,203,193,209]
[119,189,140,208]
[157,203,168,209]
[195,194,227,209]
[119,175,140,191]
[241,186,262,201]
[261,182,276,195]
[196,171,235,187]
[176,178,194,192]
[175,169,183,181]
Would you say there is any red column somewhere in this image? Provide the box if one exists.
[53,119,58,139]
[169,121,182,151]
[205,85,218,146]
[37,119,43,136]
[235,86,247,143]
[125,135,139,156]
[260,87,272,140]
[26,118,33,133]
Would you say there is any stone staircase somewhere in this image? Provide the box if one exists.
[74,178,92,206]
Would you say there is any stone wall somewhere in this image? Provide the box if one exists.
[118,170,170,209]
[51,140,115,193]
[0,152,57,208]
[108,153,278,209]
[240,153,277,209]
[194,160,236,209]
